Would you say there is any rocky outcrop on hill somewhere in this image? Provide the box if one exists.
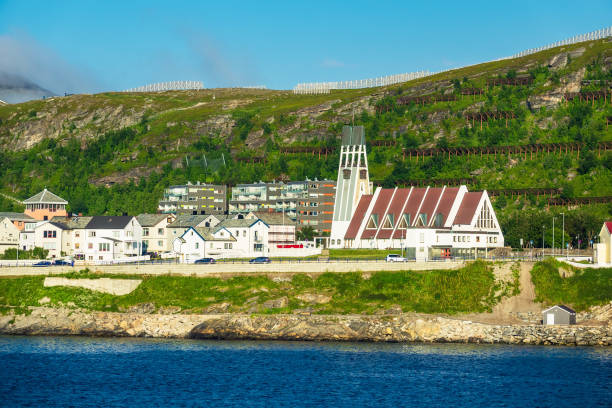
[0,307,609,346]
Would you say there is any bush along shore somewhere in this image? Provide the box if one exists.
[0,261,610,345]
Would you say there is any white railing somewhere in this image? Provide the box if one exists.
[293,26,612,94]
[124,81,204,93]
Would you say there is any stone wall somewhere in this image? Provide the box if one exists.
[0,308,609,346]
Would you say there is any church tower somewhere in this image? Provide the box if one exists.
[329,125,371,248]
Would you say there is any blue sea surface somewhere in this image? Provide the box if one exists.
[0,336,610,407]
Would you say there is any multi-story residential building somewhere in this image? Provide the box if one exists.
[173,218,269,262]
[158,182,227,215]
[23,189,68,221]
[297,179,336,234]
[136,213,176,254]
[229,179,336,235]
[48,215,93,260]
[0,212,37,231]
[33,221,68,258]
[0,217,20,254]
[82,216,143,262]
[244,211,296,245]
[166,214,221,243]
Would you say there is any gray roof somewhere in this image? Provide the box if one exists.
[194,227,236,242]
[249,211,296,226]
[137,213,170,227]
[542,305,576,314]
[48,222,69,230]
[0,212,36,222]
[86,216,134,230]
[23,189,68,205]
[49,216,93,229]
[167,214,210,228]
[217,218,265,230]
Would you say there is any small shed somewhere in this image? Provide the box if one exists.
[542,305,576,325]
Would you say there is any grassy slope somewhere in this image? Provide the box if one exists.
[0,261,498,315]
[531,259,612,310]
[0,39,610,245]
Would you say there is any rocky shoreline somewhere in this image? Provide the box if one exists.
[0,307,610,346]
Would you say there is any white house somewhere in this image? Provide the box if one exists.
[82,216,143,263]
[166,214,222,244]
[172,227,236,263]
[173,218,269,261]
[33,221,68,258]
[594,221,612,265]
[136,213,176,254]
[48,215,93,260]
[0,217,20,254]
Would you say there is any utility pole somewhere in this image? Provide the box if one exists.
[552,217,555,257]
[560,212,565,260]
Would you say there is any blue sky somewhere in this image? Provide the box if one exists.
[0,0,610,93]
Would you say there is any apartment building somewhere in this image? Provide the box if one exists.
[158,182,227,215]
[229,179,336,235]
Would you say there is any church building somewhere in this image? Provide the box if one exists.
[329,126,504,259]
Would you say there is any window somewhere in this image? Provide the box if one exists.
[343,169,351,179]
[113,231,120,238]
[89,231,96,237]
[43,230,57,238]
[243,230,246,237]
[88,243,93,249]
[476,236,480,243]
[75,231,80,237]
[143,228,149,236]
[75,243,80,249]
[98,243,110,252]
[195,242,199,249]
[382,214,394,229]
[224,243,232,249]
[434,213,443,228]
[366,214,379,229]
[398,214,410,229]
[419,233,425,243]
[417,213,427,227]
[158,228,164,235]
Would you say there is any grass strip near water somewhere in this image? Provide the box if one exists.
[0,261,497,315]
[530,259,612,311]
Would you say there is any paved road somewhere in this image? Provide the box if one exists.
[0,260,466,277]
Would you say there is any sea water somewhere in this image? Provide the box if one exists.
[0,336,610,407]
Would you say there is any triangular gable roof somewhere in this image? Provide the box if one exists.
[183,226,237,242]
[23,189,68,204]
[136,213,173,227]
[605,221,612,234]
[542,305,576,314]
[454,192,483,225]
[0,212,36,222]
[85,216,134,229]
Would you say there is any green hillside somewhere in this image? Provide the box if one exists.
[0,38,611,248]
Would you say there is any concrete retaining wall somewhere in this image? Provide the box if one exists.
[43,277,142,295]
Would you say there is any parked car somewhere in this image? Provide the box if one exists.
[33,261,51,267]
[249,257,271,264]
[386,254,406,262]
[194,258,216,264]
[53,259,71,266]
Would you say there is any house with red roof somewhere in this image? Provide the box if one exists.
[328,125,504,260]
[339,185,504,260]
[594,221,612,264]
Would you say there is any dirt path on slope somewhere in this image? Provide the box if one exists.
[459,262,542,325]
